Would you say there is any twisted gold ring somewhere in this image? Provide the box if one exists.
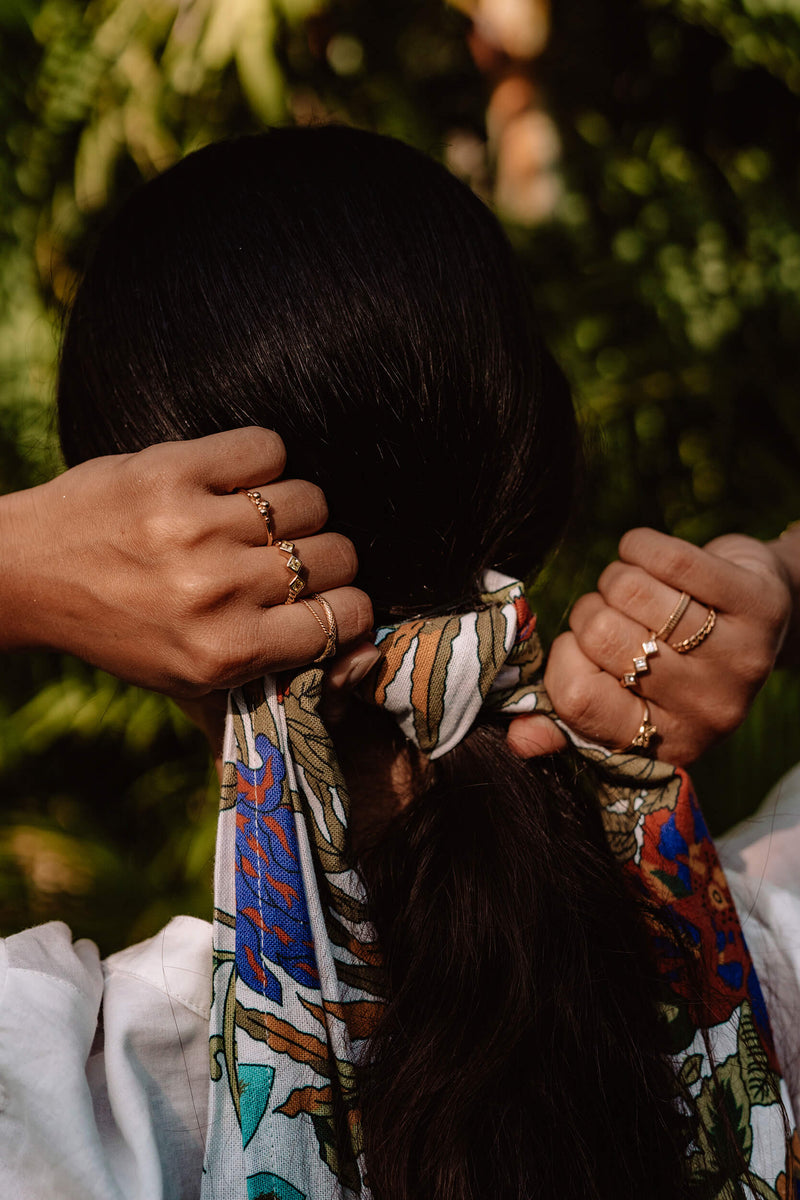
[302,594,338,662]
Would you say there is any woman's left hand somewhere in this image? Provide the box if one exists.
[508,528,793,764]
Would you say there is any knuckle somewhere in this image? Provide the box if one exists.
[350,588,374,636]
[141,506,193,551]
[182,642,224,691]
[712,695,747,737]
[327,535,359,583]
[602,567,650,615]
[304,482,329,525]
[327,587,374,645]
[251,426,287,475]
[568,591,600,630]
[736,645,772,686]
[758,584,790,632]
[618,526,656,562]
[584,607,624,661]
[123,443,172,496]
[551,676,598,731]
[596,560,623,595]
[174,569,219,615]
[661,543,695,580]
[545,652,598,729]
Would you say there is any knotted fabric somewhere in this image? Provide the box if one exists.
[201,572,796,1200]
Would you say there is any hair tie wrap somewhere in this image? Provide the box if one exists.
[367,570,546,759]
[201,573,796,1200]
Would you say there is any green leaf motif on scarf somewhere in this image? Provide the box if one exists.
[738,1001,780,1108]
[689,1055,753,1186]
[283,668,351,864]
[678,1053,704,1089]
[651,866,691,900]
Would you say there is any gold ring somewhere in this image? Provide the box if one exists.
[243,489,274,546]
[653,591,691,641]
[302,594,338,662]
[614,697,658,753]
[671,607,716,654]
[276,540,306,604]
[619,632,661,689]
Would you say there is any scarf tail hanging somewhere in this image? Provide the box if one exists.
[201,573,797,1200]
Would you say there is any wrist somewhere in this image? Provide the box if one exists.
[0,480,60,651]
[768,528,800,667]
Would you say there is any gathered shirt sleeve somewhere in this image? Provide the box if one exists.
[718,762,800,1121]
[0,915,212,1200]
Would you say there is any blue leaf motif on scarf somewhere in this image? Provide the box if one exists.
[235,732,319,1003]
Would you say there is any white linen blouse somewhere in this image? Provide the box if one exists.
[2,766,800,1200]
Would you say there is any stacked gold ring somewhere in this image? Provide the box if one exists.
[276,540,306,604]
[243,489,274,546]
[302,594,338,662]
[619,591,718,692]
[653,591,691,640]
[619,591,691,689]
[671,607,716,654]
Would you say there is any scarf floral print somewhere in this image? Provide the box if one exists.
[200,572,797,1200]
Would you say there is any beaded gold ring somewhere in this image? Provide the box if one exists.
[242,489,274,546]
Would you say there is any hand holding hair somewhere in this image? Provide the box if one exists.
[509,526,793,764]
[0,426,375,698]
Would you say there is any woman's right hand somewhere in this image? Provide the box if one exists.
[1,427,375,698]
[509,528,793,765]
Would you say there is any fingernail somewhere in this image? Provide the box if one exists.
[346,646,381,687]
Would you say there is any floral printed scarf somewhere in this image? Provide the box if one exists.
[200,571,797,1200]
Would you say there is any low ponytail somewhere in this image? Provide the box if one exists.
[357,723,690,1200]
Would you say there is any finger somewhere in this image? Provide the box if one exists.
[618,528,757,613]
[226,479,329,544]
[568,591,657,679]
[210,586,375,689]
[234,532,360,606]
[597,561,709,644]
[704,534,793,621]
[704,533,783,579]
[544,630,663,751]
[506,715,567,758]
[323,639,382,726]
[178,427,288,490]
[569,590,723,701]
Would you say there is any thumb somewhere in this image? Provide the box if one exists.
[506,714,568,758]
[703,533,780,580]
[322,640,382,726]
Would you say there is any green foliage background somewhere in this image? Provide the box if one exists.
[1,0,799,954]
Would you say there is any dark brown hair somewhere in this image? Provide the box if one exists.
[58,126,696,1198]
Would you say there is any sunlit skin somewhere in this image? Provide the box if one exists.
[0,428,375,694]
[509,528,797,765]
[3,427,800,802]
[181,525,800,852]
